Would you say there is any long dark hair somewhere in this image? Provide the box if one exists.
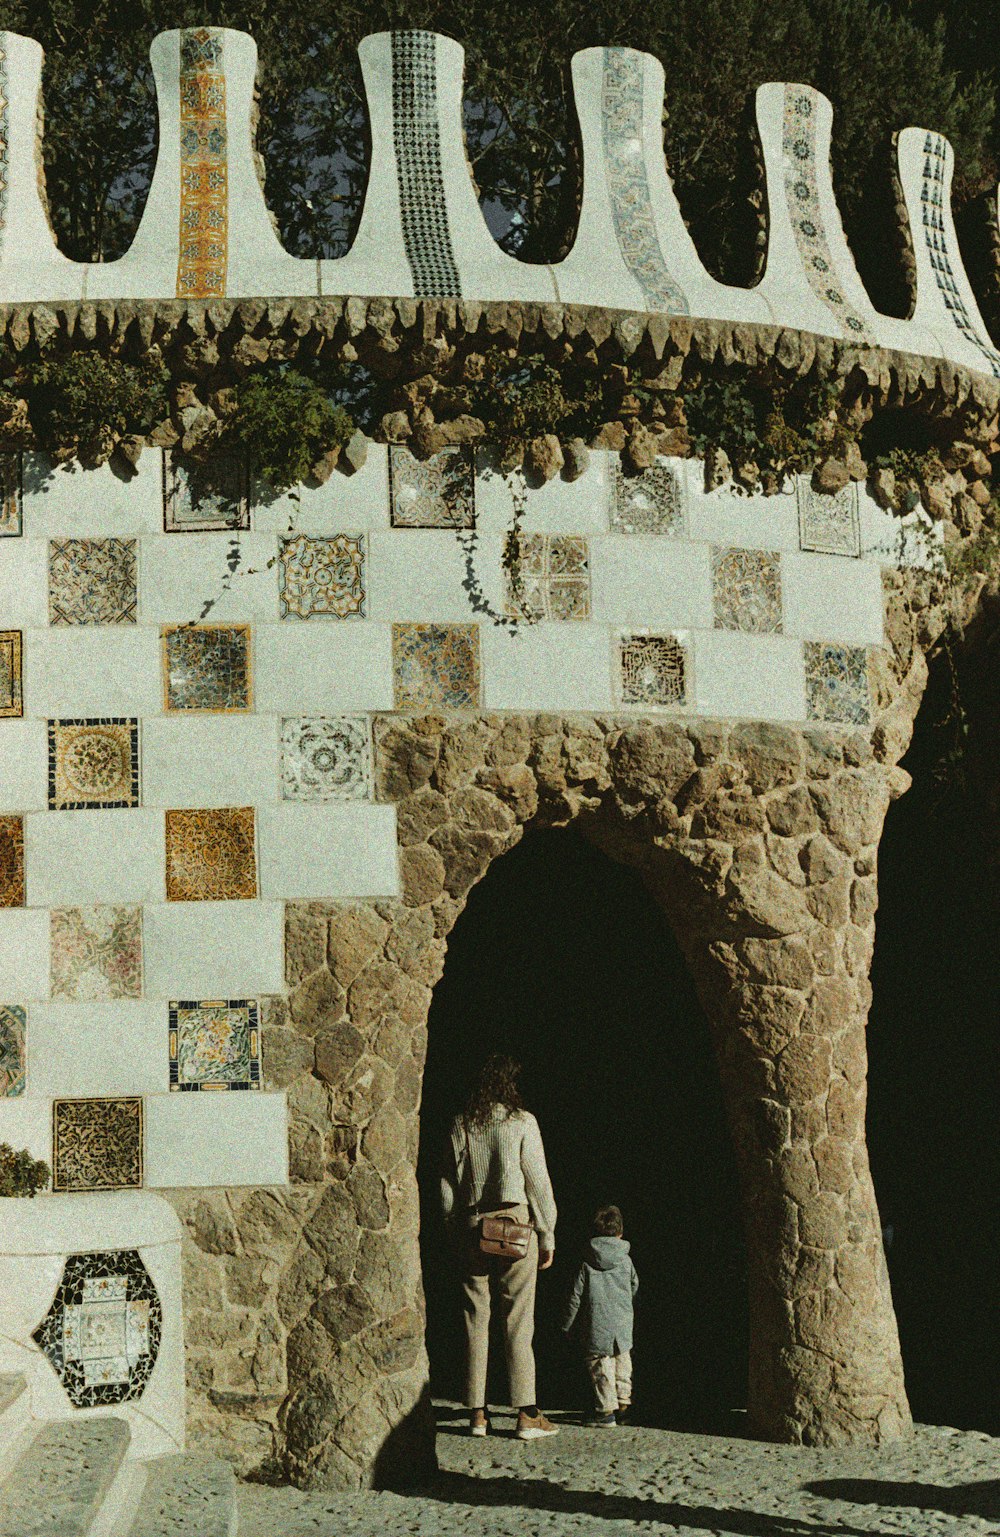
[464,1053,525,1128]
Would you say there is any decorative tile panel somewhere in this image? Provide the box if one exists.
[919,133,1000,378]
[797,480,861,557]
[0,1004,26,1096]
[620,634,687,707]
[32,1250,162,1407]
[805,641,871,726]
[48,539,138,626]
[165,806,257,901]
[601,50,689,313]
[177,28,228,299]
[163,450,249,532]
[0,46,8,260]
[0,628,22,716]
[279,534,366,620]
[0,452,21,535]
[712,547,783,633]
[48,720,139,811]
[782,88,873,342]
[612,460,685,535]
[505,534,591,621]
[389,445,475,528]
[392,622,480,709]
[281,717,371,801]
[169,999,261,1091]
[52,1097,144,1192]
[391,31,461,299]
[0,815,24,907]
[50,907,143,1001]
[162,623,252,712]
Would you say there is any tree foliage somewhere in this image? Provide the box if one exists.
[0,0,994,290]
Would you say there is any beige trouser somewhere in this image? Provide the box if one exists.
[586,1349,633,1414]
[461,1204,537,1409]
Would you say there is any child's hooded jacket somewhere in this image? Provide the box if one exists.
[562,1236,638,1355]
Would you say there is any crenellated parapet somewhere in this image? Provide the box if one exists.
[0,26,999,381]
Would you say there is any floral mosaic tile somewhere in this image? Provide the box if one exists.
[0,629,22,717]
[162,623,252,712]
[279,534,366,620]
[0,815,24,907]
[505,534,591,621]
[50,907,143,1001]
[48,539,138,626]
[804,641,871,726]
[165,806,257,901]
[0,453,21,536]
[281,717,371,801]
[392,623,480,710]
[48,719,139,811]
[169,999,261,1091]
[32,1250,161,1407]
[176,28,228,300]
[389,445,475,528]
[0,1004,26,1096]
[611,460,685,536]
[797,480,861,557]
[390,31,461,298]
[620,634,687,708]
[163,450,249,532]
[712,547,783,633]
[52,1097,144,1192]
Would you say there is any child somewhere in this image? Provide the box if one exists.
[562,1204,638,1427]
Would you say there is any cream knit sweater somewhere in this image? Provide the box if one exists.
[440,1107,558,1249]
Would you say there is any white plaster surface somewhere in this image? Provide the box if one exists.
[25,811,165,908]
[25,1003,166,1098]
[140,533,278,624]
[0,909,51,998]
[0,720,48,812]
[590,537,713,628]
[142,900,284,998]
[258,804,400,899]
[692,630,807,722]
[367,530,479,622]
[254,623,395,713]
[0,1098,51,1163]
[144,1092,289,1187]
[781,552,884,645]
[21,455,165,538]
[0,539,48,629]
[142,715,280,807]
[481,624,615,712]
[685,474,802,550]
[24,629,162,719]
[0,1190,182,1254]
[475,455,613,535]
[860,499,945,571]
[253,448,392,533]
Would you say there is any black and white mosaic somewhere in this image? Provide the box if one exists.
[391,31,462,299]
[31,1248,162,1408]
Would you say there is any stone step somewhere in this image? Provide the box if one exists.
[124,1453,238,1537]
[0,1373,27,1417]
[0,1416,131,1537]
[0,1371,41,1485]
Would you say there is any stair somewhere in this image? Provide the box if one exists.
[124,1454,238,1537]
[0,1416,130,1537]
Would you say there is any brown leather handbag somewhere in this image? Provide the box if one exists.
[463,1118,533,1261]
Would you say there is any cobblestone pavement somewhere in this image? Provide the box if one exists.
[238,1409,1000,1535]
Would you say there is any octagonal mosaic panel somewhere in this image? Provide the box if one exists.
[711,547,783,634]
[162,623,252,712]
[0,816,24,907]
[504,534,591,621]
[0,1004,26,1096]
[163,450,250,532]
[392,623,480,710]
[52,1097,144,1192]
[0,629,22,717]
[389,445,475,528]
[620,633,687,707]
[611,460,685,536]
[280,717,371,801]
[32,1250,161,1407]
[169,998,261,1091]
[165,806,257,901]
[48,539,138,626]
[48,720,140,811]
[50,907,143,1001]
[279,533,366,620]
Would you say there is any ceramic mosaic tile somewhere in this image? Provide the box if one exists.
[601,50,688,312]
[0,452,21,536]
[0,1004,26,1097]
[48,719,139,811]
[797,480,861,557]
[804,641,871,726]
[52,1097,144,1192]
[620,634,687,707]
[0,815,24,907]
[165,806,257,901]
[392,622,480,710]
[505,534,591,621]
[279,534,366,620]
[176,28,228,300]
[280,717,371,801]
[32,1250,161,1407]
[163,450,250,532]
[611,460,685,536]
[919,133,1000,378]
[0,629,22,716]
[169,998,261,1091]
[712,547,783,633]
[389,445,475,528]
[162,623,252,712]
[48,539,138,626]
[50,907,143,1001]
[391,30,461,299]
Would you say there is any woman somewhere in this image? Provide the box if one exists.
[440,1052,559,1440]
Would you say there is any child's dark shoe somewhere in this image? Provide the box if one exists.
[615,1403,630,1424]
[589,1411,616,1427]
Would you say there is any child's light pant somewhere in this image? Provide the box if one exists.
[586,1349,632,1414]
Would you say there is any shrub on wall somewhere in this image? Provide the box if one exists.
[26,352,169,463]
[225,369,356,490]
[0,1143,50,1198]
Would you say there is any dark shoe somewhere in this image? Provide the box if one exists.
[589,1411,616,1427]
[516,1409,559,1440]
[615,1403,630,1424]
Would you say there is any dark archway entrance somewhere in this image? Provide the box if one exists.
[868,647,999,1434]
[417,826,748,1430]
